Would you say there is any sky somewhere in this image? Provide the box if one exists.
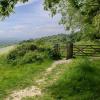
[0,0,65,40]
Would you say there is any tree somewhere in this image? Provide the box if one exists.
[44,0,100,40]
[0,0,28,17]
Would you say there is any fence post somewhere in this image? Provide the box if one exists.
[67,42,73,59]
[53,44,61,60]
[54,44,60,53]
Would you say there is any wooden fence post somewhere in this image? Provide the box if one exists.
[53,44,61,60]
[67,42,73,59]
[54,44,60,53]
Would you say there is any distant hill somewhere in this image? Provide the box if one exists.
[20,34,68,46]
[0,34,68,48]
[0,38,23,48]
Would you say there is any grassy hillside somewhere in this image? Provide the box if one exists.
[7,34,98,65]
[4,34,68,65]
[0,34,100,100]
[20,34,68,48]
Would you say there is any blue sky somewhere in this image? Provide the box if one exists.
[0,0,65,40]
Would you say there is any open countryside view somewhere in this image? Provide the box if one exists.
[0,0,100,100]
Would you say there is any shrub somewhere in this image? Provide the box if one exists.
[19,43,37,51]
[20,51,45,64]
[48,49,61,60]
[6,44,38,64]
[6,42,62,65]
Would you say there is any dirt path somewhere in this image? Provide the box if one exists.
[5,59,72,100]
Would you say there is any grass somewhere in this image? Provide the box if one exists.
[22,58,100,100]
[0,55,100,100]
[22,94,54,100]
[46,58,100,100]
[0,43,100,100]
[0,55,53,100]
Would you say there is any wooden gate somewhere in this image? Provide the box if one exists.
[54,43,100,59]
[67,42,100,59]
[73,45,100,56]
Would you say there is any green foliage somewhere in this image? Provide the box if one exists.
[6,44,48,65]
[44,0,100,40]
[20,51,45,64]
[48,49,61,60]
[47,58,100,100]
[48,44,61,60]
[5,34,99,65]
[5,34,68,65]
[22,94,54,100]
[0,0,28,18]
[6,43,38,64]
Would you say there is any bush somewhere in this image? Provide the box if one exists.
[19,43,37,51]
[6,42,62,65]
[20,51,45,64]
[6,50,45,65]
[6,44,38,64]
[48,49,61,60]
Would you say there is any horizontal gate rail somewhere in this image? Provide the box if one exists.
[73,44,100,57]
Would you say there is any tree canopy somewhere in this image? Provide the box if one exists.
[44,0,100,40]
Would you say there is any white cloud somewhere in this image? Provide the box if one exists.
[15,0,36,7]
[0,30,4,33]
[12,25,27,30]
[5,24,64,34]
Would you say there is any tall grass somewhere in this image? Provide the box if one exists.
[48,58,100,100]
